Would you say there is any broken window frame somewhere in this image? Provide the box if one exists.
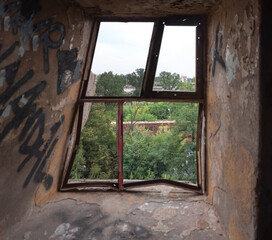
[60,16,205,192]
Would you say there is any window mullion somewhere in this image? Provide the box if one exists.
[141,20,164,97]
[118,101,125,190]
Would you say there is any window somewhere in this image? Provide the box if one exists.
[60,16,205,192]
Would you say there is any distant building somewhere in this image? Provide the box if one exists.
[180,75,187,82]
[123,85,136,94]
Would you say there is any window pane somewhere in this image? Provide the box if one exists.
[69,102,118,181]
[90,22,154,97]
[153,26,196,92]
[123,102,198,184]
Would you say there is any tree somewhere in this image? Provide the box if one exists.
[123,102,157,122]
[70,143,87,179]
[123,102,199,183]
[96,71,126,96]
[171,103,198,142]
[158,71,181,90]
[71,103,118,179]
[126,68,145,96]
[149,102,170,120]
[179,77,195,92]
[71,70,199,183]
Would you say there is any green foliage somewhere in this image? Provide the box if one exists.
[71,103,118,179]
[71,70,198,184]
[70,143,87,179]
[126,68,144,96]
[96,71,126,96]
[158,71,181,90]
[179,77,195,92]
[123,102,198,183]
[149,102,170,120]
[123,102,157,122]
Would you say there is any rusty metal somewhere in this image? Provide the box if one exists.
[141,20,164,97]
[200,108,206,194]
[60,16,205,193]
[196,104,204,188]
[80,97,204,103]
[80,16,204,100]
[118,101,124,190]
[61,100,204,192]
[59,20,97,190]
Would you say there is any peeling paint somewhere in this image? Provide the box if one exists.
[32,35,39,51]
[225,45,240,85]
[51,98,66,111]
[69,35,74,50]
[18,46,25,57]
[207,0,259,239]
[4,16,10,31]
[2,104,11,118]
[19,94,28,105]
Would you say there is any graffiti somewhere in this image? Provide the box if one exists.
[57,48,82,94]
[212,24,226,76]
[0,0,78,190]
[39,22,66,73]
[0,41,19,63]
[0,41,65,189]
[0,0,66,74]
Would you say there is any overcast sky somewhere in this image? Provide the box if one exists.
[91,22,196,78]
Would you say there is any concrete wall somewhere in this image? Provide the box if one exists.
[0,0,264,239]
[0,0,91,235]
[206,0,259,239]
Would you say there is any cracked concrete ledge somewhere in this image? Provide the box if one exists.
[4,188,228,240]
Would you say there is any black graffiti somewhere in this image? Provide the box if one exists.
[33,17,53,33]
[0,43,63,190]
[0,80,46,140]
[2,60,20,86]
[0,0,66,74]
[212,24,226,76]
[0,41,19,63]
[39,23,66,74]
[0,0,21,17]
[1,0,40,34]
[5,0,40,35]
[18,111,63,189]
[0,0,79,190]
[57,48,82,94]
[0,69,33,106]
[20,0,41,20]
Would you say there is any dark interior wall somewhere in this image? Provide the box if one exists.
[206,0,260,239]
[0,0,91,235]
[257,0,272,239]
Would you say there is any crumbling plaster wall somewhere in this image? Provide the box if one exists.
[0,0,91,236]
[206,0,259,239]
